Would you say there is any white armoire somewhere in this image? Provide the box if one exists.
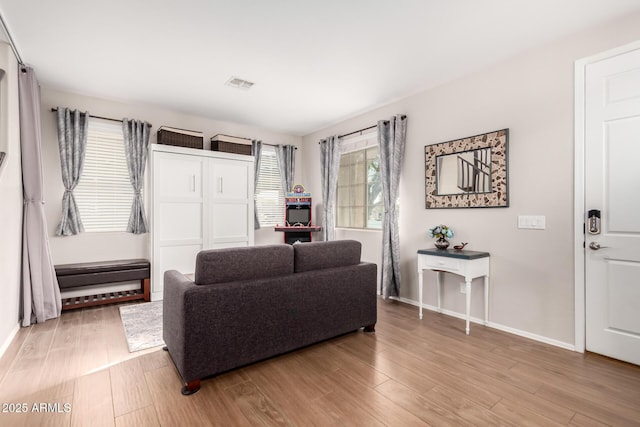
[150,144,254,301]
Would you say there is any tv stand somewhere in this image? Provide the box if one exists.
[275,225,322,244]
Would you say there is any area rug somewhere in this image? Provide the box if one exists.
[119,301,164,352]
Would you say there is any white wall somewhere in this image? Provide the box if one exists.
[40,88,302,265]
[302,12,640,347]
[0,42,23,356]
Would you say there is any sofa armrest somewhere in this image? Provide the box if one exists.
[162,269,197,380]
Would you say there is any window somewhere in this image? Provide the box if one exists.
[336,132,382,229]
[74,118,135,232]
[255,146,284,226]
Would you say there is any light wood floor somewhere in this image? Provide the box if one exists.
[1,300,639,426]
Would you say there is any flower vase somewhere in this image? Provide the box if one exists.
[434,238,449,250]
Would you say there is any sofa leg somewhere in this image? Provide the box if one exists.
[363,323,376,333]
[181,380,201,396]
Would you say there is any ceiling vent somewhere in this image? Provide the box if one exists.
[225,76,255,90]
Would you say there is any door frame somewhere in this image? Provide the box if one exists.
[574,39,640,353]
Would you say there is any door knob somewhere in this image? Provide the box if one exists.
[589,242,608,250]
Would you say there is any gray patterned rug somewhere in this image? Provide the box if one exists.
[119,301,164,352]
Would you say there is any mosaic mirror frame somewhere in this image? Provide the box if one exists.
[425,129,509,209]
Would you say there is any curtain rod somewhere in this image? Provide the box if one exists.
[340,124,377,139]
[318,124,377,144]
[50,108,152,127]
[319,115,407,143]
[262,142,297,150]
[339,115,406,139]
[0,12,24,65]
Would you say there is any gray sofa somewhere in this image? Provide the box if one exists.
[162,239,377,394]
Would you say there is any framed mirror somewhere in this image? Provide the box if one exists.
[425,129,508,208]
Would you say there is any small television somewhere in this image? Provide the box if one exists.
[286,206,311,226]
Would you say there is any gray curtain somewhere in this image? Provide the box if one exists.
[378,115,407,298]
[55,107,88,236]
[123,118,151,234]
[251,140,263,229]
[19,66,61,326]
[319,136,341,241]
[275,144,296,194]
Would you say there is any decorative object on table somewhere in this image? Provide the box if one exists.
[453,242,468,251]
[428,224,454,249]
[424,128,508,209]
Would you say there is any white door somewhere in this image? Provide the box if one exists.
[208,158,254,247]
[152,151,205,300]
[585,47,640,365]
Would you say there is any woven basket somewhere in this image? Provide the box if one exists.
[210,140,252,155]
[157,127,204,149]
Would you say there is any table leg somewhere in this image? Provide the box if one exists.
[465,278,471,335]
[436,271,443,313]
[484,274,489,326]
[418,270,423,319]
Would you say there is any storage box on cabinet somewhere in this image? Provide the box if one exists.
[157,126,204,149]
[210,134,252,155]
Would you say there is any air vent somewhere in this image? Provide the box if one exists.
[225,76,255,90]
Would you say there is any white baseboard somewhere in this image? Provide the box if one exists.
[0,322,21,360]
[395,296,576,352]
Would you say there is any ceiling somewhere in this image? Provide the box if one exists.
[1,0,640,136]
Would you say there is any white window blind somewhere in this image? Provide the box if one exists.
[336,131,382,230]
[255,146,284,227]
[74,118,135,232]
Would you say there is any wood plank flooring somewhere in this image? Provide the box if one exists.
[0,299,639,426]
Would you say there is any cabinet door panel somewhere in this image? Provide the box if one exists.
[158,245,200,275]
[210,159,249,200]
[158,202,203,241]
[152,244,201,297]
[156,154,203,199]
[210,203,249,243]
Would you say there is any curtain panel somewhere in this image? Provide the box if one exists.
[122,118,151,234]
[378,115,407,298]
[319,136,341,241]
[251,140,263,229]
[19,67,61,326]
[275,144,296,194]
[55,107,88,236]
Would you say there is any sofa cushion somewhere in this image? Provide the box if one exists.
[195,244,294,285]
[293,240,362,273]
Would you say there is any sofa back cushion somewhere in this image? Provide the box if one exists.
[195,244,294,285]
[293,240,362,273]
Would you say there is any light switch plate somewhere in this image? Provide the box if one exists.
[518,215,546,229]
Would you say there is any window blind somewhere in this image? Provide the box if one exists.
[336,131,382,229]
[74,118,135,232]
[255,147,284,226]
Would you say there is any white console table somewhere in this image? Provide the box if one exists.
[417,248,490,334]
